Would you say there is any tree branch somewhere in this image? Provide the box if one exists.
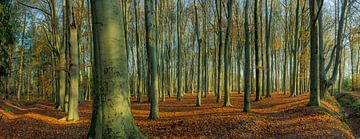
[16,0,51,16]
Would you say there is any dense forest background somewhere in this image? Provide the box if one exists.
[0,0,360,138]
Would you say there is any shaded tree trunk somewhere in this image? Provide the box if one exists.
[243,0,251,113]
[145,0,160,120]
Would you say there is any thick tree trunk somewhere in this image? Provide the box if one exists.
[87,0,144,138]
[66,0,79,121]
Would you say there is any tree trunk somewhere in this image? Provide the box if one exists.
[145,0,160,120]
[291,0,300,97]
[87,0,144,138]
[243,0,251,113]
[308,0,320,106]
[194,0,201,107]
[176,0,182,101]
[17,15,26,101]
[254,0,261,101]
[216,0,222,103]
[223,0,234,106]
[66,0,79,121]
[265,0,273,98]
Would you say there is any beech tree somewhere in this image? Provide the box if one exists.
[87,0,144,138]
[243,0,251,113]
[145,0,160,120]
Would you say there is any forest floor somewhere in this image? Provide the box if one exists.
[337,91,360,138]
[0,92,356,139]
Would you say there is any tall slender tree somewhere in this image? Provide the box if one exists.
[17,15,26,100]
[216,0,222,103]
[254,0,261,101]
[177,0,182,101]
[146,0,160,120]
[308,0,320,106]
[265,0,273,98]
[291,0,300,97]
[194,0,201,107]
[223,0,234,107]
[244,0,251,113]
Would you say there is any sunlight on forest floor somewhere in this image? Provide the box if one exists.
[0,93,355,138]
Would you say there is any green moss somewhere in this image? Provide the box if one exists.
[18,99,39,106]
[4,107,12,113]
[337,93,360,118]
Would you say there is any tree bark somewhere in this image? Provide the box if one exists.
[66,0,79,121]
[308,0,320,106]
[145,0,160,120]
[17,15,26,101]
[224,0,234,106]
[87,0,144,138]
[244,0,251,113]
[176,0,182,101]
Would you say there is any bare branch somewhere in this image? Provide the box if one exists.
[16,0,51,16]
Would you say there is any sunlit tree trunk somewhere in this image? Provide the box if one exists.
[223,0,234,107]
[134,0,142,103]
[17,15,26,101]
[87,0,144,138]
[66,0,79,121]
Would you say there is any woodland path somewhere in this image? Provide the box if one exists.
[0,93,355,138]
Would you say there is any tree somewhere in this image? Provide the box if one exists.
[291,0,300,97]
[216,0,222,103]
[265,0,273,98]
[17,15,26,100]
[194,0,201,107]
[254,0,261,101]
[0,0,15,100]
[308,0,320,107]
[145,0,160,120]
[87,0,144,138]
[319,0,349,99]
[243,0,251,113]
[64,0,80,121]
[177,0,182,101]
[224,0,234,107]
[134,0,142,103]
